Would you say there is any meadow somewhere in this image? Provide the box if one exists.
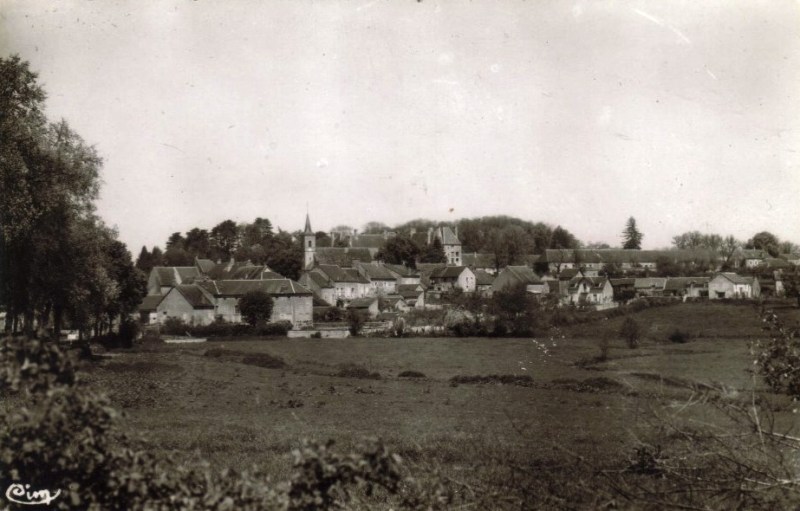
[79,301,797,508]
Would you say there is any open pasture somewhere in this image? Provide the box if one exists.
[80,302,785,505]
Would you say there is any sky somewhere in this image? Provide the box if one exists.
[2,0,799,252]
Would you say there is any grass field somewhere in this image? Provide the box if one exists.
[79,301,795,507]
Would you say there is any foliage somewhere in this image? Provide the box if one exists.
[238,290,275,326]
[398,370,426,378]
[418,238,446,264]
[756,310,800,397]
[747,231,781,257]
[334,363,381,380]
[668,329,690,344]
[0,337,456,510]
[449,374,533,386]
[161,318,291,337]
[376,235,420,268]
[347,309,366,336]
[784,270,800,307]
[491,283,542,336]
[621,217,643,250]
[620,317,641,348]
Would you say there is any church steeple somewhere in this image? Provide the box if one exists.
[303,213,316,269]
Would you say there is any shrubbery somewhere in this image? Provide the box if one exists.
[161,318,292,338]
[335,363,381,380]
[0,337,452,510]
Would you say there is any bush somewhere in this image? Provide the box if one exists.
[162,316,188,335]
[449,374,533,386]
[620,317,641,348]
[241,353,286,369]
[398,370,426,378]
[335,363,381,380]
[0,337,450,510]
[347,309,366,337]
[668,329,691,344]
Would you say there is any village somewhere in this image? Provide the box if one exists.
[136,213,798,335]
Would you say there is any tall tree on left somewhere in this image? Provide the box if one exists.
[0,56,144,337]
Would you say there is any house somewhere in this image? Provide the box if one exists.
[566,277,614,306]
[307,265,370,304]
[473,270,495,296]
[196,279,313,326]
[634,278,667,297]
[416,263,448,288]
[543,249,720,274]
[429,266,476,293]
[397,284,426,308]
[735,249,768,269]
[147,266,201,295]
[383,264,421,285]
[347,297,380,319]
[380,294,409,313]
[462,253,499,274]
[491,266,548,296]
[435,226,462,266]
[609,278,636,301]
[756,271,783,297]
[708,272,760,299]
[663,277,710,298]
[298,271,336,306]
[779,253,800,266]
[302,214,374,268]
[138,284,215,325]
[355,262,398,296]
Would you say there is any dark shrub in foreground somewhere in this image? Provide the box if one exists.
[450,374,533,386]
[161,319,292,338]
[668,329,691,344]
[335,363,381,380]
[241,353,286,369]
[398,370,426,378]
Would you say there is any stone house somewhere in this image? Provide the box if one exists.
[196,279,313,326]
[429,266,476,293]
[491,265,548,296]
[663,277,710,298]
[355,262,398,296]
[138,284,215,325]
[347,297,380,319]
[709,273,760,299]
[383,264,421,285]
[396,284,425,308]
[305,264,370,305]
[634,278,667,297]
[566,277,614,306]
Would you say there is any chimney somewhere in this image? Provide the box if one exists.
[427,227,433,245]
[330,231,335,247]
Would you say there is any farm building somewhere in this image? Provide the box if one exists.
[708,273,760,299]
[138,284,215,325]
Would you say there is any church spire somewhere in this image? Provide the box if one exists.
[304,212,313,234]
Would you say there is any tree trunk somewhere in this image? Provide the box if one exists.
[23,309,35,337]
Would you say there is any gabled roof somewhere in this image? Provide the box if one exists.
[397,283,424,293]
[307,272,333,289]
[383,263,420,278]
[197,279,312,297]
[138,294,166,312]
[634,278,667,289]
[195,258,216,273]
[664,277,710,291]
[348,297,378,309]
[382,294,406,306]
[343,268,371,284]
[463,253,497,268]
[557,268,582,281]
[316,264,356,283]
[474,269,495,286]
[174,285,215,309]
[713,272,752,285]
[314,247,373,267]
[430,266,470,279]
[357,262,396,280]
[416,263,447,274]
[152,266,201,287]
[503,265,542,285]
[435,226,461,246]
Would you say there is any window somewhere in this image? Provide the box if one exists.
[307,240,312,248]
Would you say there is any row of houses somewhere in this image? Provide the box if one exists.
[139,258,314,327]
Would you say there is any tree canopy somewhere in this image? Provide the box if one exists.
[622,217,643,250]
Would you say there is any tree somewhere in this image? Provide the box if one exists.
[620,317,641,348]
[550,225,580,250]
[265,231,302,280]
[362,221,389,234]
[184,228,211,258]
[419,238,446,264]
[166,232,185,250]
[747,232,780,257]
[209,219,240,259]
[375,235,420,268]
[238,290,274,326]
[784,271,800,308]
[622,217,643,250]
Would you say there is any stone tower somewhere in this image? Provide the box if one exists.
[303,213,315,270]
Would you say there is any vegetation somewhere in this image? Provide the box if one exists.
[238,290,275,326]
[0,55,145,337]
[621,216,643,250]
[161,317,291,337]
[620,317,641,348]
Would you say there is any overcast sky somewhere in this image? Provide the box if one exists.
[2,0,799,252]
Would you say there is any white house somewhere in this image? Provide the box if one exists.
[709,273,760,299]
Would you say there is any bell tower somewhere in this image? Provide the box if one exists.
[303,213,315,269]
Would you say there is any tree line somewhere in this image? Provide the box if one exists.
[136,217,303,280]
[0,56,145,337]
